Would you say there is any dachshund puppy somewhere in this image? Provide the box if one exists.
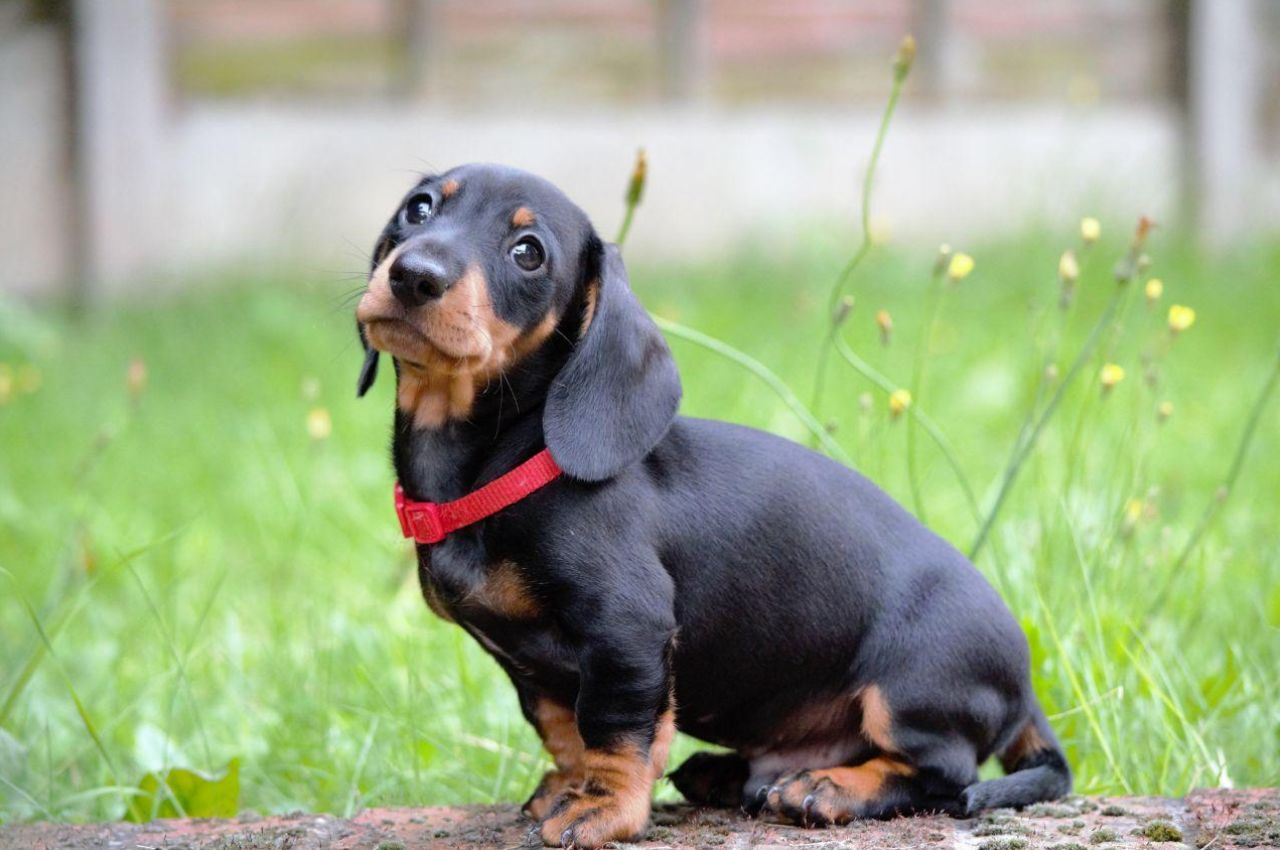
[355,164,1070,849]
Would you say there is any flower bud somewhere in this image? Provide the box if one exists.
[1058,250,1079,285]
[876,309,893,345]
[892,35,916,83]
[833,295,854,327]
[932,243,953,277]
[625,148,647,208]
[127,358,147,400]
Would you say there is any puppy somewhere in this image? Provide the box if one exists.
[355,164,1070,849]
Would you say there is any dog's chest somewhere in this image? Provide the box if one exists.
[417,540,540,623]
[417,541,574,680]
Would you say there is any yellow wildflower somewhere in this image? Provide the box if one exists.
[1100,363,1125,393]
[875,309,893,345]
[1058,250,1079,285]
[1168,304,1196,334]
[307,407,332,441]
[1157,400,1174,422]
[1123,497,1144,527]
[947,252,974,282]
[0,364,11,406]
[1144,278,1163,303]
[888,389,912,419]
[1080,217,1101,244]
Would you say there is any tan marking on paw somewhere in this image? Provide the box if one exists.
[539,745,656,847]
[523,698,585,821]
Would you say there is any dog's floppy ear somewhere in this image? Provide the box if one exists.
[356,320,380,398]
[544,240,681,481]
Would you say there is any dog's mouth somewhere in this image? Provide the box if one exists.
[357,295,493,370]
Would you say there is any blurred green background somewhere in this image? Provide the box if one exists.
[3,227,1278,819]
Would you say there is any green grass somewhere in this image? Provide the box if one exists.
[1,226,1278,823]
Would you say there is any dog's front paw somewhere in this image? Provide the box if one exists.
[538,787,651,849]
[522,768,582,821]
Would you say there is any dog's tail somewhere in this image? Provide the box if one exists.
[959,703,1071,815]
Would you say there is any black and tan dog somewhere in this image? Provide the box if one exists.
[355,164,1070,849]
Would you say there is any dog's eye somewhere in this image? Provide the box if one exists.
[511,237,545,271]
[404,193,433,225]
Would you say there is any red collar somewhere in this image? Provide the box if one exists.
[395,448,562,545]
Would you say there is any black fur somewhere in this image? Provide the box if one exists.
[355,164,1070,840]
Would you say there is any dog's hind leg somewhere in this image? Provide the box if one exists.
[668,751,750,808]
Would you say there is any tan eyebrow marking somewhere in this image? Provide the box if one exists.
[511,207,536,228]
[441,179,460,198]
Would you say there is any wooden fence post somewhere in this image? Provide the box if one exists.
[1188,0,1262,245]
[72,0,167,293]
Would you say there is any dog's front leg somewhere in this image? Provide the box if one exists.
[537,589,676,848]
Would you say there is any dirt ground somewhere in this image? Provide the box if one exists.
[2,789,1275,850]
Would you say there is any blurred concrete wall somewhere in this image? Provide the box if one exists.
[1,0,1277,298]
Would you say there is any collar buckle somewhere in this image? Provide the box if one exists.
[395,483,445,544]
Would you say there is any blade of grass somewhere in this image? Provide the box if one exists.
[0,566,122,792]
[1,530,186,726]
[905,266,946,522]
[810,36,914,421]
[834,335,981,524]
[969,286,1126,559]
[654,314,852,464]
[1143,343,1280,618]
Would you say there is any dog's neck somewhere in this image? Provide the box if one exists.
[390,338,571,504]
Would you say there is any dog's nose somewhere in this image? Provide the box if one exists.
[389,250,451,307]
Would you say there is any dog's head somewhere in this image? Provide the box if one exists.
[356,163,680,481]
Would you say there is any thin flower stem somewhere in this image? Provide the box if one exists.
[834,336,982,525]
[809,70,908,422]
[653,315,851,465]
[615,204,637,246]
[1142,344,1280,618]
[968,287,1126,559]
[906,271,945,522]
[613,153,850,466]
